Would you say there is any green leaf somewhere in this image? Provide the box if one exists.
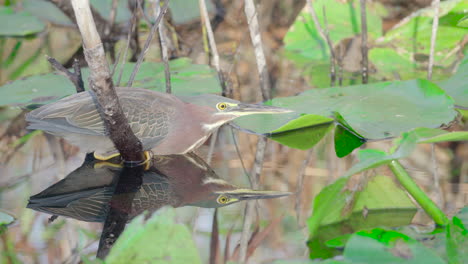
[22,0,73,26]
[0,7,45,37]
[333,112,365,157]
[0,211,15,226]
[90,0,131,24]
[446,208,468,263]
[235,79,457,140]
[344,228,445,263]
[308,177,349,238]
[0,58,221,107]
[344,128,468,177]
[106,208,202,264]
[268,114,334,150]
[458,14,468,27]
[307,175,415,238]
[169,0,214,25]
[438,54,468,108]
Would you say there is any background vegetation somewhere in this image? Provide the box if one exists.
[0,0,467,263]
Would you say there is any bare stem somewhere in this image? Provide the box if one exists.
[427,0,440,80]
[360,0,369,84]
[46,56,84,93]
[155,0,172,93]
[199,0,227,95]
[127,0,169,87]
[244,0,271,101]
[308,1,336,86]
[295,149,314,227]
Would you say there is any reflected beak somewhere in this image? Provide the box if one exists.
[216,189,292,201]
[233,103,294,115]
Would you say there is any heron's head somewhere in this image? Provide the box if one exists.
[181,94,293,127]
[187,177,291,208]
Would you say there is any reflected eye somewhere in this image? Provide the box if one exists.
[216,102,227,111]
[217,195,230,204]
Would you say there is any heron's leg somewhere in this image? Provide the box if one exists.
[93,151,121,161]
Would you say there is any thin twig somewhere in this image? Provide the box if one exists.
[209,209,220,264]
[46,56,84,93]
[431,144,442,206]
[295,149,313,227]
[199,0,227,95]
[239,1,272,261]
[206,129,218,165]
[155,0,172,93]
[230,127,251,185]
[307,1,336,86]
[117,13,136,86]
[360,0,368,84]
[127,0,169,87]
[244,0,271,101]
[427,0,440,80]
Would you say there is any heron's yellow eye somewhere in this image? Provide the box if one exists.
[216,102,228,111]
[217,195,230,204]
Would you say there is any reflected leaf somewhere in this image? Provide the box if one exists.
[344,229,445,264]
[105,208,202,264]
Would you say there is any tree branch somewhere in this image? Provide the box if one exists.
[71,0,144,162]
[46,56,85,93]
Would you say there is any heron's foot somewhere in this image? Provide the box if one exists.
[93,151,121,161]
[93,161,123,169]
[139,151,153,170]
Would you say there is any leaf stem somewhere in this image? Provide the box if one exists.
[389,160,448,225]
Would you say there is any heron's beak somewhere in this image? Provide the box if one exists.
[217,189,292,201]
[233,103,293,115]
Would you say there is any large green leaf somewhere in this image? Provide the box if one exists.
[90,0,131,24]
[344,128,468,177]
[22,0,72,26]
[438,54,468,108]
[235,79,457,140]
[268,114,334,150]
[308,175,415,238]
[307,175,416,259]
[343,229,445,264]
[0,7,45,37]
[0,58,221,107]
[106,208,202,264]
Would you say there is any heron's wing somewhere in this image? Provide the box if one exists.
[26,88,179,147]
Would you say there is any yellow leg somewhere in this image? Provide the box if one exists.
[93,161,123,169]
[93,151,152,170]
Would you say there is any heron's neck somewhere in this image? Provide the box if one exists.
[186,103,234,132]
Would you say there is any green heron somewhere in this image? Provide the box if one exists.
[27,153,290,222]
[26,87,292,160]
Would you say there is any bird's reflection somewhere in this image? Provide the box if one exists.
[27,153,290,222]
